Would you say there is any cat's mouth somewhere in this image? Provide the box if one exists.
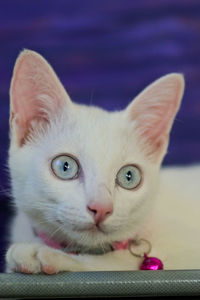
[91,224,106,233]
[76,223,106,234]
[56,219,108,235]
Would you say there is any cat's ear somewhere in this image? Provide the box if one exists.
[126,74,184,163]
[10,50,71,146]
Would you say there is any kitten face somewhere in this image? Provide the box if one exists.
[9,50,184,249]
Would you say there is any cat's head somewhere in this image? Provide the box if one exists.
[8,50,184,249]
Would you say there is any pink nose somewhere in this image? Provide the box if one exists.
[87,202,113,224]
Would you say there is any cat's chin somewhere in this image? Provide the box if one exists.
[62,224,115,247]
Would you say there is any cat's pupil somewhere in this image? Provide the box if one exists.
[126,170,132,181]
[63,161,69,172]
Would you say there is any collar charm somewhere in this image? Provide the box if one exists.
[128,239,164,270]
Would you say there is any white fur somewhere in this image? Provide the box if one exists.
[5,51,200,273]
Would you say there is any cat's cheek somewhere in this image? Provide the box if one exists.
[55,202,90,226]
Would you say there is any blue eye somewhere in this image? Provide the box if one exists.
[51,155,79,180]
[116,165,142,190]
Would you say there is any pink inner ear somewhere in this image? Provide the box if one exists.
[10,50,71,146]
[127,74,184,161]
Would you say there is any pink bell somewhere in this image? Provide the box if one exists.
[140,253,164,270]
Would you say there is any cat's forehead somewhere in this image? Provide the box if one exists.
[42,104,143,167]
[68,105,134,150]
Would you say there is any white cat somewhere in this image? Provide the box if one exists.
[5,50,200,274]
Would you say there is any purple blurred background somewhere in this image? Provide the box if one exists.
[0,0,200,271]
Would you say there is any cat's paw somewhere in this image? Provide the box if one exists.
[36,246,85,274]
[6,243,85,274]
[6,243,42,274]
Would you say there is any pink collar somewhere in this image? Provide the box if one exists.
[35,230,164,270]
[35,230,131,253]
